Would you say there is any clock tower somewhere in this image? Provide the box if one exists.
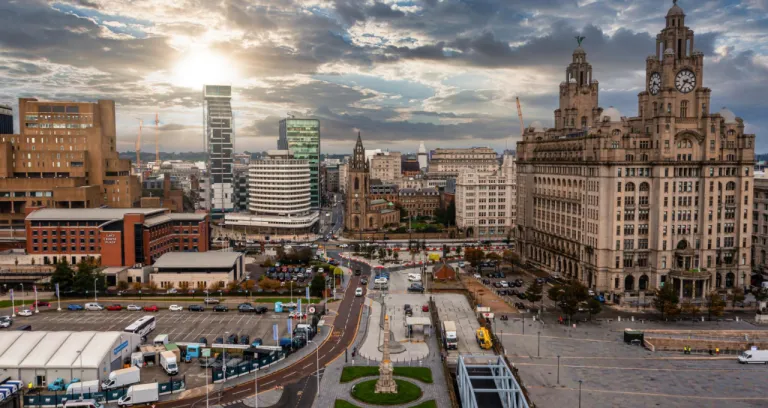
[345,132,370,232]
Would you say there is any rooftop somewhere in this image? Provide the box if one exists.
[27,208,165,221]
[143,213,206,227]
[153,251,243,269]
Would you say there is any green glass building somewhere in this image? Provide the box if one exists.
[278,118,320,209]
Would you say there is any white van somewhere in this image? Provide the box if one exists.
[355,287,363,297]
[84,303,103,311]
[408,273,421,282]
[738,349,768,364]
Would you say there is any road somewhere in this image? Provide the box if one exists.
[159,258,369,408]
[319,193,344,237]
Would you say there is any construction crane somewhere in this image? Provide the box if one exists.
[135,119,143,179]
[515,96,525,137]
[155,113,160,166]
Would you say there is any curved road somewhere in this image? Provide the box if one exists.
[159,258,370,408]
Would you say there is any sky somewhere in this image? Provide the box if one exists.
[0,0,767,154]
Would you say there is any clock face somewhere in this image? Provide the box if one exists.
[649,72,661,95]
[675,69,696,93]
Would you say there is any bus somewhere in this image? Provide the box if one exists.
[124,316,156,339]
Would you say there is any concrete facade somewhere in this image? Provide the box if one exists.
[515,3,755,299]
[456,155,517,239]
[427,147,498,179]
[369,151,402,184]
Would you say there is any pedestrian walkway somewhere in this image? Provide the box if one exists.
[358,299,429,362]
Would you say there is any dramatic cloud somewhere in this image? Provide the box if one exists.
[0,0,766,154]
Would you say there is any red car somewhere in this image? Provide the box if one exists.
[143,305,159,312]
[33,301,51,308]
[106,304,122,311]
[422,304,429,312]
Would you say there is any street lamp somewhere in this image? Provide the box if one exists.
[94,278,98,302]
[556,355,560,385]
[578,380,583,408]
[307,339,320,400]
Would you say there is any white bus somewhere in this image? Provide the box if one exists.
[124,316,156,339]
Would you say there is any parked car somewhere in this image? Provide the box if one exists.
[238,303,255,313]
[482,279,491,284]
[227,334,238,344]
[213,305,229,312]
[188,305,205,312]
[127,304,141,311]
[106,304,123,311]
[355,287,363,297]
[361,278,368,285]
[67,304,83,311]
[199,337,208,345]
[254,306,268,314]
[404,304,413,317]
[407,284,425,293]
[214,337,224,344]
[289,311,307,319]
[203,298,220,304]
[33,301,51,308]
[18,309,33,317]
[422,304,429,312]
[493,282,502,288]
[143,305,159,312]
[169,305,183,312]
[500,281,509,288]
[240,334,250,345]
[0,316,12,328]
[84,303,103,311]
[498,290,507,296]
[518,293,528,300]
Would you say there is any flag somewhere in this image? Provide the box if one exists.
[287,319,292,334]
[305,287,310,300]
[272,324,279,341]
[55,283,60,298]
[9,289,13,302]
[298,298,302,313]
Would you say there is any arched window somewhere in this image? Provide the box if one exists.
[726,181,736,191]
[368,217,374,228]
[667,103,672,113]
[354,216,360,229]
[639,182,650,192]
[625,182,636,192]
[625,275,635,291]
[680,100,688,118]
[581,116,587,128]
[354,177,359,191]
[725,272,735,288]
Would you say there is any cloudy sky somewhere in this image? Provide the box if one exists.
[1,0,767,154]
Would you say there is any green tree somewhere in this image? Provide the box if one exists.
[525,280,544,308]
[705,291,726,320]
[464,248,485,270]
[547,281,590,321]
[754,287,768,310]
[652,284,680,319]
[393,251,399,261]
[586,298,602,320]
[72,258,104,295]
[455,246,462,257]
[50,260,75,292]
[729,288,745,308]
[378,248,386,260]
[309,274,326,298]
[502,249,519,265]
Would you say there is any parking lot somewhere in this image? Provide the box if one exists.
[9,309,298,344]
[471,265,559,312]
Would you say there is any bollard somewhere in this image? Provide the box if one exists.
[736,316,739,322]
[631,316,634,322]
[618,316,621,322]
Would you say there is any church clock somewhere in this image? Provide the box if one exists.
[648,72,661,95]
[675,69,696,93]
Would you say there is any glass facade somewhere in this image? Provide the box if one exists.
[278,118,320,209]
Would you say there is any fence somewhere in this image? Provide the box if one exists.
[23,379,185,407]
[212,351,286,383]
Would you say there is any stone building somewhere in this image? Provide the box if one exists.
[752,175,768,283]
[456,155,517,239]
[339,162,348,194]
[369,151,401,183]
[0,98,140,231]
[398,187,440,218]
[515,1,755,301]
[427,147,498,179]
[344,133,398,232]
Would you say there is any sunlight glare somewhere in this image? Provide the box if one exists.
[172,48,238,89]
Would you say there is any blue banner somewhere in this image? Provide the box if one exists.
[272,324,278,341]
[9,289,12,302]
[287,319,292,334]
[298,299,301,314]
[306,286,310,300]
[55,283,59,298]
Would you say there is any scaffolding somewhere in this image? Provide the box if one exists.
[457,354,529,408]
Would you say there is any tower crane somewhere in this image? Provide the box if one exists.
[515,97,525,137]
[155,113,160,166]
[135,119,143,179]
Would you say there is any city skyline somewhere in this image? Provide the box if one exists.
[0,0,766,154]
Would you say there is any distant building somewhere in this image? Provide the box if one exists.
[370,151,402,183]
[279,118,320,209]
[428,147,498,179]
[339,162,348,194]
[152,251,244,290]
[418,141,428,170]
[203,85,235,211]
[0,104,12,134]
[401,159,421,177]
[25,208,209,267]
[456,155,516,239]
[752,174,768,280]
[326,167,340,193]
[398,187,440,218]
[233,165,249,211]
[345,133,399,231]
[225,150,319,235]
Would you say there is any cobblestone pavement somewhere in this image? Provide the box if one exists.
[501,317,768,408]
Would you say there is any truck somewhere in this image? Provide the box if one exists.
[117,383,159,407]
[476,327,492,350]
[101,366,140,390]
[160,350,179,375]
[153,334,169,346]
[738,349,768,364]
[66,380,100,396]
[441,321,458,350]
[294,324,315,340]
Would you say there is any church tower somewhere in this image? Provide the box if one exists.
[555,38,601,131]
[345,132,370,232]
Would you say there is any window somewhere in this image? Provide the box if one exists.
[680,100,688,118]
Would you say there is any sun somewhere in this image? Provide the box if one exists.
[172,48,238,89]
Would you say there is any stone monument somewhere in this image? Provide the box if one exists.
[375,314,398,393]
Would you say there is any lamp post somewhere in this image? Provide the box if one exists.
[537,331,541,357]
[76,349,84,397]
[307,339,320,400]
[557,355,560,385]
[94,278,98,302]
[578,380,583,408]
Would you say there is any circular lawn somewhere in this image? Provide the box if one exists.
[351,379,422,405]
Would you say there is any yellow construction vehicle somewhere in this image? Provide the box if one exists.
[476,327,493,349]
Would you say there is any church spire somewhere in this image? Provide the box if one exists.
[351,131,367,170]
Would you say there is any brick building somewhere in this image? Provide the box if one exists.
[398,187,440,217]
[25,208,209,267]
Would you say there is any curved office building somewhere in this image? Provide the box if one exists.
[225,150,319,236]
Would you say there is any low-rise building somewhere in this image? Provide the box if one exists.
[151,251,244,290]
[398,187,440,218]
[25,208,209,267]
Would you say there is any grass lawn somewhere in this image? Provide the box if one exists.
[334,400,361,408]
[0,299,52,309]
[351,379,421,406]
[410,400,437,408]
[83,297,322,304]
[340,366,433,383]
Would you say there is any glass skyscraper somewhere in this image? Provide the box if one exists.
[203,85,234,211]
[278,118,320,209]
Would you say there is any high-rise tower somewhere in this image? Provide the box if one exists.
[278,118,320,209]
[203,85,234,212]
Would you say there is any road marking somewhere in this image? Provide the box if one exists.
[526,385,768,401]
[513,362,763,372]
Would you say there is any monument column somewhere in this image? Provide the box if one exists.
[375,315,398,393]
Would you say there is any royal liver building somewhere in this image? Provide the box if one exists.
[516,0,755,303]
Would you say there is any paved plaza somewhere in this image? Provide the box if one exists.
[500,318,768,408]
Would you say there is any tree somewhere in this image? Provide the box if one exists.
[525,280,544,308]
[487,252,502,265]
[393,251,399,261]
[378,248,386,260]
[258,277,281,292]
[72,258,105,295]
[309,274,326,298]
[547,281,590,321]
[242,279,256,291]
[464,248,486,270]
[753,287,768,311]
[652,284,680,319]
[147,281,159,292]
[178,281,191,292]
[729,288,745,308]
[50,260,75,292]
[502,250,519,265]
[586,298,602,320]
[131,282,143,292]
[680,299,700,321]
[117,281,129,291]
[705,291,726,320]
[226,280,239,292]
[455,246,462,257]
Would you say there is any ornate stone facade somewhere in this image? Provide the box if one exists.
[345,133,399,232]
[516,1,755,301]
[375,314,397,394]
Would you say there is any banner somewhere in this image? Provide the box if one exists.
[9,289,13,302]
[287,319,292,334]
[272,324,278,341]
[55,283,60,298]
[305,287,310,300]
[297,299,302,314]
